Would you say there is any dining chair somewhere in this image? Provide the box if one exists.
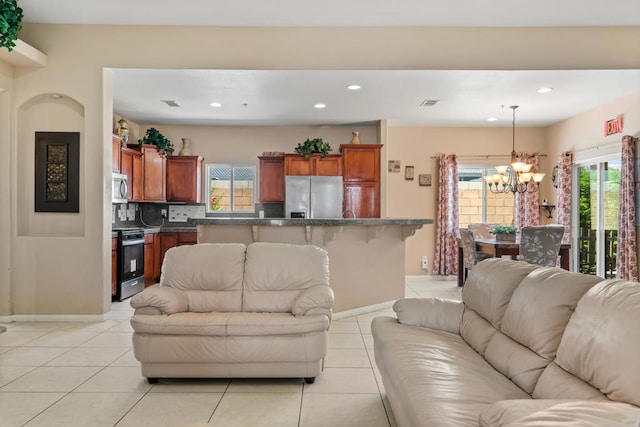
[468,223,500,239]
[459,228,493,283]
[519,225,565,267]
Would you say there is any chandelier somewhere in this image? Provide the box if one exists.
[484,105,544,194]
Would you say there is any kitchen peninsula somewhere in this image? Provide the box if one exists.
[189,218,433,313]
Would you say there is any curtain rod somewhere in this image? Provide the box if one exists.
[430,153,547,159]
[571,140,621,155]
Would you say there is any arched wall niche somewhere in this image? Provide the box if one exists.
[17,92,85,236]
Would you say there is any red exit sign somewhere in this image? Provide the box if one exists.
[604,115,623,136]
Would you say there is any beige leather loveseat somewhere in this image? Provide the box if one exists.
[373,258,640,427]
[130,242,334,384]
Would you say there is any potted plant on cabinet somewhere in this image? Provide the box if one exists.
[294,138,332,158]
[490,225,518,242]
[138,128,174,157]
[0,0,24,52]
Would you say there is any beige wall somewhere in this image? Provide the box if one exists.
[1,23,639,315]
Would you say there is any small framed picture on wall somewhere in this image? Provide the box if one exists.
[405,166,414,180]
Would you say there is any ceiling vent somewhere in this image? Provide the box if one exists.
[420,99,439,107]
[161,100,180,107]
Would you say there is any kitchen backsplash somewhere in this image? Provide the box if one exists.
[112,202,285,228]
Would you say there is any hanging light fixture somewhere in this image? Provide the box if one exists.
[484,105,545,194]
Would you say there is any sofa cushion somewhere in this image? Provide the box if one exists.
[373,316,530,427]
[481,400,640,427]
[541,279,640,406]
[482,267,601,394]
[480,400,640,427]
[161,243,246,312]
[460,259,538,356]
[243,243,330,313]
[132,312,329,336]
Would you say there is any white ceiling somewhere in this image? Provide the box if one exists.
[21,0,640,127]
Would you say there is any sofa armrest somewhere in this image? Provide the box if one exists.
[393,298,463,334]
[480,399,640,427]
[129,284,188,315]
[292,285,334,317]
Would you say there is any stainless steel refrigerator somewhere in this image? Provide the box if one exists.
[285,176,344,218]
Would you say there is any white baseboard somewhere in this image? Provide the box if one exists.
[0,314,108,323]
[333,300,395,320]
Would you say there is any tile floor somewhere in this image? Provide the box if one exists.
[0,276,460,427]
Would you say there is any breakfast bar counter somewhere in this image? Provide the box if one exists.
[189,218,433,313]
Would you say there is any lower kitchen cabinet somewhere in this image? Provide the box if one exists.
[144,233,160,286]
[159,232,198,270]
[111,237,117,296]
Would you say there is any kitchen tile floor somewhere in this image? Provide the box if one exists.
[0,276,460,427]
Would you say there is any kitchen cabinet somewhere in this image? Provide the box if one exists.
[283,154,342,176]
[258,156,285,203]
[120,147,143,201]
[341,144,382,218]
[159,232,198,269]
[166,156,203,203]
[144,233,161,286]
[140,144,166,202]
[111,237,117,296]
[112,135,122,173]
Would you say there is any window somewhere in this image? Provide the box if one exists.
[205,163,256,213]
[458,166,514,229]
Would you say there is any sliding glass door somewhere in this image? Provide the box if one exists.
[574,157,620,278]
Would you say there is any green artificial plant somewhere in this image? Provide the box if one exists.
[294,138,332,158]
[0,0,24,52]
[490,225,518,235]
[138,128,174,157]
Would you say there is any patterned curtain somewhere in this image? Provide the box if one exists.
[556,152,573,244]
[514,153,541,228]
[616,135,638,281]
[433,154,459,275]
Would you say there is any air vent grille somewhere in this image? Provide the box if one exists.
[161,100,180,107]
[420,99,439,107]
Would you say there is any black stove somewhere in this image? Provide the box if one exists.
[113,227,145,301]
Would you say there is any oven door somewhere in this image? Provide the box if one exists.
[119,238,144,282]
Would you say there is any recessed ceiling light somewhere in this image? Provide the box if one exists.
[210,102,222,107]
[314,103,326,109]
[487,117,498,122]
[347,85,361,90]
[537,87,553,94]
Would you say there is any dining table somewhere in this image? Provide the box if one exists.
[457,237,571,286]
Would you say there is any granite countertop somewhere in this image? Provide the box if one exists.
[188,218,433,226]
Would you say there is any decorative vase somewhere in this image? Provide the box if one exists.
[116,118,129,145]
[350,131,361,144]
[179,138,192,156]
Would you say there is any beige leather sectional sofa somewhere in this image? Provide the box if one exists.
[373,258,640,427]
[130,242,334,384]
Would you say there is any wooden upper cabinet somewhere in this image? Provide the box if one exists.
[341,144,381,182]
[340,144,382,218]
[120,147,143,202]
[315,155,343,176]
[166,156,203,203]
[283,154,342,176]
[259,156,285,203]
[112,135,122,173]
[141,144,166,202]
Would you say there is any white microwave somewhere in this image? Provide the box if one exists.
[112,172,128,203]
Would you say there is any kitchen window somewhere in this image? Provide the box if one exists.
[458,166,514,228]
[205,164,256,213]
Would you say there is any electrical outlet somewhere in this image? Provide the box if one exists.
[421,256,429,270]
[161,209,167,218]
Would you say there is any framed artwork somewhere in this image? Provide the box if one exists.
[35,131,80,213]
[419,174,432,186]
[405,165,414,180]
[388,160,401,172]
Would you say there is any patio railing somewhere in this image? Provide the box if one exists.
[579,228,617,278]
